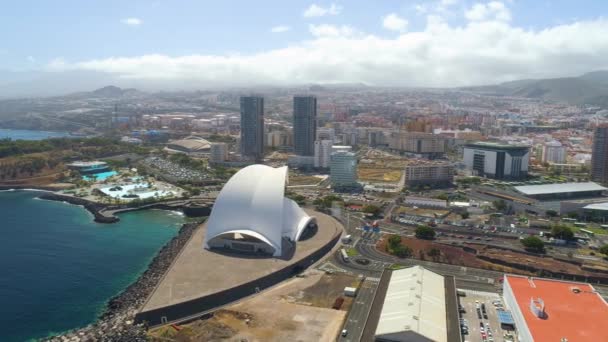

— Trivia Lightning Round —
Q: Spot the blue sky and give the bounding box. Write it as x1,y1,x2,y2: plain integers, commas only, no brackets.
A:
2,1,608,87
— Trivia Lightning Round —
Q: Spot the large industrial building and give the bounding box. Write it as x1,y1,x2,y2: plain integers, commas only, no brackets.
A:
503,274,608,342
514,182,606,201
204,165,317,257
361,266,460,342
463,142,529,180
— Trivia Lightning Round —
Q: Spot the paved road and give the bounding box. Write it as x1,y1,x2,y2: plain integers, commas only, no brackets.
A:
338,279,379,342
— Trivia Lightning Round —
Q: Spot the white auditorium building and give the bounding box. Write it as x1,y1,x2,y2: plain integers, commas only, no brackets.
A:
204,165,317,257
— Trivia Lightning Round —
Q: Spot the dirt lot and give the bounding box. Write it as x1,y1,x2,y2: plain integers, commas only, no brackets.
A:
149,271,352,342
358,167,402,182
479,245,608,277
289,175,323,186
283,272,358,309
377,237,492,268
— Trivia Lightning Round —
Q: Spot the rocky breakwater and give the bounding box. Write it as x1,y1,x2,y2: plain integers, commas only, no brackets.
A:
38,193,119,223
43,221,201,342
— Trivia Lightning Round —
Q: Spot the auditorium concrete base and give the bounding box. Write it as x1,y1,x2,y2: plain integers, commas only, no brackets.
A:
135,209,342,326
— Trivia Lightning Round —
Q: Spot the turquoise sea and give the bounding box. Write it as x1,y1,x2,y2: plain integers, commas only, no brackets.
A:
0,191,184,342
0,128,72,140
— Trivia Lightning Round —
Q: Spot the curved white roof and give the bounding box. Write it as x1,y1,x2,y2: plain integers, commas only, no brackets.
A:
204,164,314,256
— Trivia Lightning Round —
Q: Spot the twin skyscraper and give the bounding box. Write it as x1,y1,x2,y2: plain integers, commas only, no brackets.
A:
240,95,317,161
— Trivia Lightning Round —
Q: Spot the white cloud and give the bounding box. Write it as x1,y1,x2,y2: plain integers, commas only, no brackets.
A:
47,58,67,71
27,56,35,63
308,24,357,38
465,1,511,22
270,25,290,33
382,13,408,32
303,3,342,18
121,17,143,26
440,0,459,6
49,17,608,88
414,4,427,15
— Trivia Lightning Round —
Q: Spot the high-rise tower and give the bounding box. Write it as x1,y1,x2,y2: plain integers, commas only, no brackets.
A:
293,96,317,156
240,96,264,161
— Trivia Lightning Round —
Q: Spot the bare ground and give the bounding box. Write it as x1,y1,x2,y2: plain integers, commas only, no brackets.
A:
149,270,350,342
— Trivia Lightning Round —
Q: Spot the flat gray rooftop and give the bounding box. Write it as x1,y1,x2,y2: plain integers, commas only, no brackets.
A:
140,209,342,312
514,182,607,196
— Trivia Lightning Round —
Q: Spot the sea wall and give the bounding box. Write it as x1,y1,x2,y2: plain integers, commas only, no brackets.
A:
38,193,119,223
44,221,201,341
37,193,212,223
134,232,342,326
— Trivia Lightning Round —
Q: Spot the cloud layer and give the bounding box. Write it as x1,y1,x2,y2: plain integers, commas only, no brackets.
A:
382,13,408,32
303,3,342,18
270,25,290,33
54,4,608,88
121,17,143,26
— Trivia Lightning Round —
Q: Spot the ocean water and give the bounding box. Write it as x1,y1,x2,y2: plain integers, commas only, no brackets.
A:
0,191,184,342
0,128,72,140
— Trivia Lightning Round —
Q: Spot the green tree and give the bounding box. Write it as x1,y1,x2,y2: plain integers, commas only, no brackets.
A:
362,204,382,217
521,236,545,253
434,193,449,201
567,212,579,220
415,226,436,240
551,225,575,241
393,245,413,258
599,244,608,257
427,248,441,261
460,212,470,219
545,210,558,217
388,235,402,249
386,234,411,258
493,200,507,211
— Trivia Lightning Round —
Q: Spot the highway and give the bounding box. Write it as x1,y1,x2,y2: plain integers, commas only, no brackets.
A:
338,279,379,342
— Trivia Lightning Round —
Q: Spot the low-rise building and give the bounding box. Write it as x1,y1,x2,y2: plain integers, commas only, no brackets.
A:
390,131,447,155
66,161,110,175
404,161,454,187
360,266,460,342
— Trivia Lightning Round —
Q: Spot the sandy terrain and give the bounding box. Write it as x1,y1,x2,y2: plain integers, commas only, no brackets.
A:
149,270,351,342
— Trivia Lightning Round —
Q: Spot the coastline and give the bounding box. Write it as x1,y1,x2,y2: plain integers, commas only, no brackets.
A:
42,220,203,341
2,186,211,223
1,187,211,340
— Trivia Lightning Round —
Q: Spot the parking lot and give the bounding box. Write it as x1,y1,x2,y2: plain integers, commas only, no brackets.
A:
458,290,517,342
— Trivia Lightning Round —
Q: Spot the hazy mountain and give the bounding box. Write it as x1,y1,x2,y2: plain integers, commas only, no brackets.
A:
465,71,608,106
